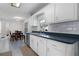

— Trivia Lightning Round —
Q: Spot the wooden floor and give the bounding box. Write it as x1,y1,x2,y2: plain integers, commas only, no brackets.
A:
20,45,37,56
0,40,37,56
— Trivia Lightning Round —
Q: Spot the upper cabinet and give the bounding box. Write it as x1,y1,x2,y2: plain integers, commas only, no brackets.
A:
28,3,78,30
32,16,38,26
27,16,39,32
44,4,55,24
30,16,38,26
55,3,77,23
33,3,78,24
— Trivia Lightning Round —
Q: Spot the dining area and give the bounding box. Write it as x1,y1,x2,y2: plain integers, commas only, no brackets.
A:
9,30,25,42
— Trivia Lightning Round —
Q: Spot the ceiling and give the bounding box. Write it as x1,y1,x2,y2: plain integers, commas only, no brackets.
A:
0,3,48,21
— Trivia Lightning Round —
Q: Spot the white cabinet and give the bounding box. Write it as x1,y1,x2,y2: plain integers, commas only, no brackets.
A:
30,35,47,56
34,4,55,24
0,36,10,53
28,16,33,26
30,35,79,56
28,16,38,26
37,37,46,56
46,39,66,56
30,35,34,50
65,42,79,56
32,35,38,53
44,4,55,24
32,16,38,26
33,3,77,24
47,46,65,56
46,39,79,56
28,16,38,32
30,35,38,53
55,3,77,23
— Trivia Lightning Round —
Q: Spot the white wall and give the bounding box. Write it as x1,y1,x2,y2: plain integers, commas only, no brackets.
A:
1,21,6,35
6,21,24,33
0,20,24,35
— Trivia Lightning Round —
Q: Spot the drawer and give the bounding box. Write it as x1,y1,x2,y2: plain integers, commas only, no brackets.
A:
47,39,66,52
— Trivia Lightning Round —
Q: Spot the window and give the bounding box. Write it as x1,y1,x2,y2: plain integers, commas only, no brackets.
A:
37,13,48,31
40,19,45,23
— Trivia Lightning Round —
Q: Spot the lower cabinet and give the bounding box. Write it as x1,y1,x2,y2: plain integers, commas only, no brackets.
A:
30,35,46,56
30,35,38,53
47,46,65,56
46,39,66,56
30,36,34,50
37,37,46,56
47,39,79,56
30,35,79,56
32,36,38,53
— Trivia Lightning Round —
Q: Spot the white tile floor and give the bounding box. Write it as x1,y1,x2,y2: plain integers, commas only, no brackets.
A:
9,40,26,56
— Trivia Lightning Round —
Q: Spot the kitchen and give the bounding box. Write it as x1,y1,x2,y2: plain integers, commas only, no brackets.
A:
0,3,79,56
24,3,79,56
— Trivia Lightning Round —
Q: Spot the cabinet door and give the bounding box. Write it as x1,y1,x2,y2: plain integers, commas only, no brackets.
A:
29,16,33,26
45,4,55,24
47,43,65,56
55,3,75,23
30,35,38,53
33,16,38,26
30,35,34,49
46,39,66,56
65,42,79,56
32,36,38,53
37,37,46,56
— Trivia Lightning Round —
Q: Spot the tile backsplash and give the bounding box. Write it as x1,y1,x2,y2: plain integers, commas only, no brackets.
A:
48,20,79,34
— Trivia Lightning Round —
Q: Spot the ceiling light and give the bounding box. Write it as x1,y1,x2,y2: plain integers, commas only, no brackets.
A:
16,19,23,21
13,16,24,21
11,3,21,8
14,16,23,19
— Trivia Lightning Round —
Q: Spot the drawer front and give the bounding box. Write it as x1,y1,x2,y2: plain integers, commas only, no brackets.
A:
47,39,66,52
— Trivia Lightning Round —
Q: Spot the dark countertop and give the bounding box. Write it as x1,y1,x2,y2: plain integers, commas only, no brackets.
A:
27,32,79,44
